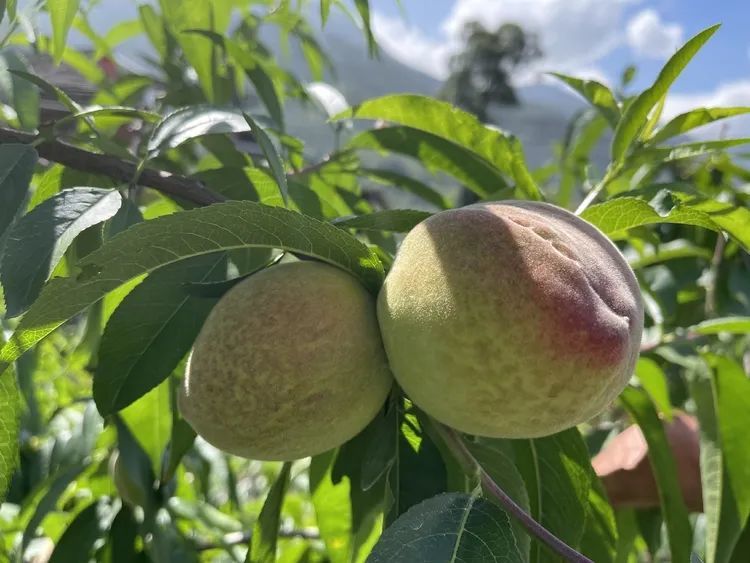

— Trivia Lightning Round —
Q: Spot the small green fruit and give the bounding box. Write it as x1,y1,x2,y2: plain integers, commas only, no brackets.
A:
180,261,393,461
377,201,643,438
110,450,148,507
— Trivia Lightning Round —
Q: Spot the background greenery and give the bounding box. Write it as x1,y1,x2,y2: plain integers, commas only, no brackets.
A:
0,1,748,562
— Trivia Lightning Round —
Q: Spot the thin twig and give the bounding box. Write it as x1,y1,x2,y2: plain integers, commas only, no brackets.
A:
194,528,320,552
0,125,226,206
434,423,594,563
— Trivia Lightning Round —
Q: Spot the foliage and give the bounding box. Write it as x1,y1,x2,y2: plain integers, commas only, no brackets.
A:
0,1,748,562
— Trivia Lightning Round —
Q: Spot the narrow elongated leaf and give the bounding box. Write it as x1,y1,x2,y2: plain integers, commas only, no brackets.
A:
620,386,693,562
648,107,750,145
338,94,541,199
550,73,620,128
48,501,107,562
94,253,226,415
0,50,40,129
334,210,431,232
48,0,81,62
636,357,672,419
0,335,20,501
0,201,383,379
354,0,377,56
611,25,720,163
368,492,524,563
320,0,332,24
248,463,292,563
243,113,288,206
1,187,122,317
639,137,750,162
349,126,503,197
689,317,750,335
0,144,37,237
147,106,251,155
362,168,450,209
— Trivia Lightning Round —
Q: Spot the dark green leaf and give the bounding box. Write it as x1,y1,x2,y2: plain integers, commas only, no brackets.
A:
247,462,292,563
611,25,720,163
0,337,20,501
48,501,107,562
0,144,36,237
368,492,524,563
338,94,541,199
550,73,620,128
94,253,226,415
48,0,81,62
0,51,40,129
362,168,450,209
620,386,692,562
333,210,431,232
104,505,139,563
161,418,195,484
0,201,383,403
1,187,122,317
648,107,750,145
243,113,289,206
354,0,377,56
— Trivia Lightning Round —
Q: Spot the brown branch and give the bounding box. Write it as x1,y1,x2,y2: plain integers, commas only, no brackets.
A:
0,126,226,206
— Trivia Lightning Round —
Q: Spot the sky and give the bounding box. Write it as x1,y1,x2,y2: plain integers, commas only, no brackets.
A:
370,0,750,124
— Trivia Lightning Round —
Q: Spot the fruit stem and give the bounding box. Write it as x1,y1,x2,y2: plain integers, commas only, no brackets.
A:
435,423,594,563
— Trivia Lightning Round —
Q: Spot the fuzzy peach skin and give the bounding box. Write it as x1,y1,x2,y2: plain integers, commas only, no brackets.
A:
377,201,644,438
180,261,393,461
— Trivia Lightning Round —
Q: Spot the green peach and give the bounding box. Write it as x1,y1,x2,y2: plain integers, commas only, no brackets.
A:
180,261,393,461
377,201,643,438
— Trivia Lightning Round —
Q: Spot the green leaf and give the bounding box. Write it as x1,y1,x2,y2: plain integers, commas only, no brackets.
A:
579,482,618,563
648,107,750,145
550,73,620,128
0,336,20,501
247,462,292,563
349,126,502,198
103,506,139,563
636,357,673,420
627,239,712,269
639,138,750,162
558,111,609,207
354,0,377,56
620,386,693,562
243,113,288,206
368,492,524,562
147,106,252,155
334,210,431,233
611,24,720,163
361,168,450,209
48,0,81,62
0,51,40,129
0,201,383,392
48,501,107,562
581,196,750,250
94,253,226,415
338,94,541,199
0,144,37,237
320,0,332,24
1,187,122,317
513,429,593,562
139,4,167,59
8,69,80,113
689,317,750,335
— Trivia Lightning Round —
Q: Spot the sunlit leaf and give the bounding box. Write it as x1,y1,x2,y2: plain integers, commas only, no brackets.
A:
248,463,292,563
648,107,750,145
48,0,81,62
550,73,620,128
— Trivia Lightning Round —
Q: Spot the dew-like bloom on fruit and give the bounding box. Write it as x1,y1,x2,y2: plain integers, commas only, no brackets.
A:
180,261,393,461
377,201,644,438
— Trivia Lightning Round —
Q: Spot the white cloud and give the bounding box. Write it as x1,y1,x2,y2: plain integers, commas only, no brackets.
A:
626,9,683,59
372,0,642,86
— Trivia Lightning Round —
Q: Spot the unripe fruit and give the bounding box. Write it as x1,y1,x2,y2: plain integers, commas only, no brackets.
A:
179,261,393,461
377,201,643,438
109,450,148,507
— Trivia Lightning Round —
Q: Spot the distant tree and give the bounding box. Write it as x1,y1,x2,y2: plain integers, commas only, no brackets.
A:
441,22,542,121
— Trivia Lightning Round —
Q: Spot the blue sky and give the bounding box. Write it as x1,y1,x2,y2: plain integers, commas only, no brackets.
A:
370,0,750,125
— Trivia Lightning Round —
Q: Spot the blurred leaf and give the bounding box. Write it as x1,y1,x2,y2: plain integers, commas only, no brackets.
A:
120,380,171,476
320,0,331,24
54,106,161,130
640,138,750,162
139,4,167,59
161,418,195,484
689,317,750,335
513,429,592,562
9,69,80,113
362,168,450,209
353,0,377,56
48,501,107,562
620,386,692,562
579,482,618,563
0,144,36,237
94,253,226,415
349,126,502,198
368,492,524,562
248,462,292,563
550,73,620,128
48,0,81,62
243,113,288,206
333,210,431,232
558,111,608,207
581,196,750,250
0,345,19,502
648,107,750,145
636,357,673,420
147,106,251,155
338,94,541,199
102,505,139,563
611,25,720,163
627,239,712,269
1,187,122,317
0,51,39,129
0,201,384,377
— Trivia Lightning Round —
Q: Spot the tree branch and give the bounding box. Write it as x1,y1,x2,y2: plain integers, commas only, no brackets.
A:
0,126,227,206
434,423,594,563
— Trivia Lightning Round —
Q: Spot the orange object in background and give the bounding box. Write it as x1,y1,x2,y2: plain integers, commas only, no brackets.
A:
592,412,703,512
